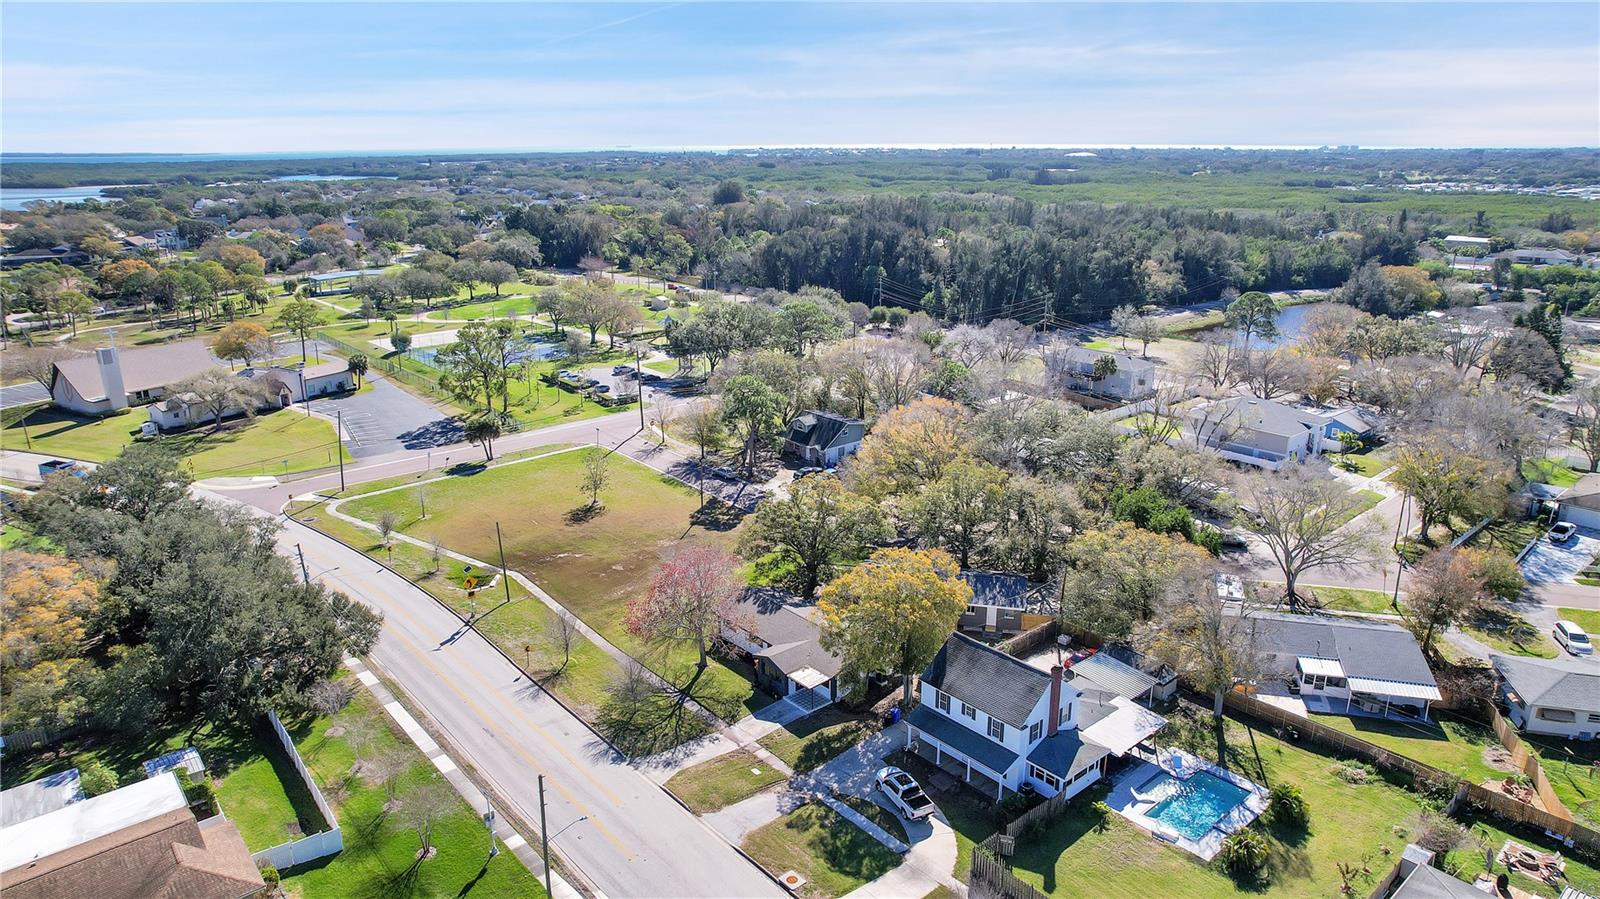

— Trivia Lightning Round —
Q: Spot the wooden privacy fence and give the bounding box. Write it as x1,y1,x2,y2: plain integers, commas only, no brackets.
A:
969,788,1079,899
1485,705,1578,825
997,620,1060,660
1224,690,1600,852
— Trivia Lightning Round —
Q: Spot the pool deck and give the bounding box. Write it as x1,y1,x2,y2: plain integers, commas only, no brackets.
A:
1104,747,1269,861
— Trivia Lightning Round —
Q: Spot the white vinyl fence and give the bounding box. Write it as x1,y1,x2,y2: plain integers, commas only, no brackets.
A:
250,710,343,870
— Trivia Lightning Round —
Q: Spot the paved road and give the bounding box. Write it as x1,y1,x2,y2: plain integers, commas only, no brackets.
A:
269,513,783,899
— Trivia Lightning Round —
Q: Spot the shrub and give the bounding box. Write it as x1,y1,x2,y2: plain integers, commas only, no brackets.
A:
259,864,281,885
1218,828,1270,881
1476,550,1525,602
1414,810,1473,854
78,760,119,797
1090,800,1113,832
1268,783,1310,828
1331,761,1377,784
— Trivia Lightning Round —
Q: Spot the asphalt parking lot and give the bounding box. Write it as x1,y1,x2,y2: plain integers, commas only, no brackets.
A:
1519,527,1600,584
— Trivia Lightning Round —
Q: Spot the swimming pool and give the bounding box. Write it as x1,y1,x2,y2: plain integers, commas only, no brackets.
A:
1141,770,1252,841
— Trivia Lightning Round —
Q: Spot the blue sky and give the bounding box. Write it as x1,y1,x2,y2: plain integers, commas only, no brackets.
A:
3,2,1596,152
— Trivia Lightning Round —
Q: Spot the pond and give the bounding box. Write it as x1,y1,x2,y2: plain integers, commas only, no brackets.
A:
1201,301,1326,349
409,335,562,369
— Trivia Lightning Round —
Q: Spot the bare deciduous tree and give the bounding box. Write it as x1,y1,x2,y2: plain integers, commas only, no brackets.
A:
543,613,580,677
1189,333,1241,389
866,337,932,410
1572,380,1600,472
1242,348,1306,400
1234,466,1382,611
1136,564,1268,719
401,780,458,862
1401,548,1490,662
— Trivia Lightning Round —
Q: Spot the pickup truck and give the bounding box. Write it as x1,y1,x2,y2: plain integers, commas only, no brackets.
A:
875,766,937,820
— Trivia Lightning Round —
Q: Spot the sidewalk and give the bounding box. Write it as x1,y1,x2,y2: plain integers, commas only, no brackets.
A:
343,654,587,899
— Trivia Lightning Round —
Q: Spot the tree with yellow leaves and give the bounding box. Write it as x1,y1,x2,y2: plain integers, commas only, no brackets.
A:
1,552,101,731
846,397,972,498
818,547,971,704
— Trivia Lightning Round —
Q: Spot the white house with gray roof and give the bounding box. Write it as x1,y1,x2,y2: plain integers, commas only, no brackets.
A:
1046,347,1156,402
1250,612,1442,720
1188,397,1375,470
1491,653,1600,739
906,633,1165,799
722,588,844,711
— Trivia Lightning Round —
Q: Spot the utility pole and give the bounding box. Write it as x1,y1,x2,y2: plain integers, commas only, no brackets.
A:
635,344,646,432
496,521,511,604
295,543,310,585
335,409,346,492
537,774,552,892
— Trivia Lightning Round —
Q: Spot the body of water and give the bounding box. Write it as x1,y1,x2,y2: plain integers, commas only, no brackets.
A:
1198,300,1324,349
409,336,561,368
0,185,113,210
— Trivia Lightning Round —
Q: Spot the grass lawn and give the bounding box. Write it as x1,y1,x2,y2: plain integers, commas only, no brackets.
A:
281,677,544,898
893,705,1436,898
1464,605,1559,659
1334,448,1393,478
1464,518,1545,557
1522,458,1584,488
740,802,902,899
336,448,769,748
1557,608,1600,634
663,749,787,814
1522,733,1600,829
1307,585,1396,615
758,707,878,774
645,357,707,377
840,795,909,844
286,495,621,717
1447,811,1600,898
1311,711,1505,787
1334,489,1385,526
0,406,349,477
2,720,321,855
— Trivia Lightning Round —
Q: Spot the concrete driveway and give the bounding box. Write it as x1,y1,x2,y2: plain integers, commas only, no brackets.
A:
1520,528,1600,584
304,373,457,457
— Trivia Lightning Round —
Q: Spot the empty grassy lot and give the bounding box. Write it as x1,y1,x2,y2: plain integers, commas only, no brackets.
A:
1,405,349,477
337,447,771,736
664,749,787,814
740,802,902,899
1311,711,1505,787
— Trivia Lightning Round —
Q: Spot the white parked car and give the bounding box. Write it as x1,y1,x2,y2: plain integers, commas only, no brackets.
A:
875,766,936,820
1554,620,1593,656
1547,522,1578,544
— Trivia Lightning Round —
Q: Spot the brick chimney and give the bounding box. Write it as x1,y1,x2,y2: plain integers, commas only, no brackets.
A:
1047,665,1063,737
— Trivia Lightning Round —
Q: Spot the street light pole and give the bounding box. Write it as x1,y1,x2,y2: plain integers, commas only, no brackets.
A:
538,774,552,893
483,788,499,859
496,521,511,605
635,344,645,432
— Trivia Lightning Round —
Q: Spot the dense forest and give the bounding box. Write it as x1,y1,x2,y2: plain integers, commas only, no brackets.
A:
4,148,1598,324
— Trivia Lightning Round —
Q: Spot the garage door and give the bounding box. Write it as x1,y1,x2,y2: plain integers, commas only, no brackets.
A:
1559,503,1600,530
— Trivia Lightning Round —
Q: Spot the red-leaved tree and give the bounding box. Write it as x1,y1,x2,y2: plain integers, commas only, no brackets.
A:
625,546,747,672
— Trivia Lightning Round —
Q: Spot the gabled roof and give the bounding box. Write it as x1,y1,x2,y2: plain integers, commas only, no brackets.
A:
1190,397,1323,439
960,571,1041,610
1391,861,1492,899
785,410,863,452
1249,611,1439,697
732,588,842,680
52,342,215,403
921,632,1051,729
1491,653,1600,713
1055,346,1154,373
1561,473,1600,511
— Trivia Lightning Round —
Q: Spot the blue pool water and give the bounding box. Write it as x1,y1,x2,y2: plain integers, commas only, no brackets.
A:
1143,771,1252,841
410,336,560,368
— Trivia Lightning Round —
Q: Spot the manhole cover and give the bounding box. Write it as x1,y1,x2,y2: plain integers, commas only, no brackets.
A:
778,870,807,892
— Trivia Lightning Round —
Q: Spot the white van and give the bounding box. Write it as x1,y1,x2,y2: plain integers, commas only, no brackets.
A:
1554,620,1593,656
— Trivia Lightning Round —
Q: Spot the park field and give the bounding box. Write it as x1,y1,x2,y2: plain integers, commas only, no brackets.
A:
337,447,771,738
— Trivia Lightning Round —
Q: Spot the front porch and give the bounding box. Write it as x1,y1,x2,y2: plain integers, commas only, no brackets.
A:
904,736,1012,801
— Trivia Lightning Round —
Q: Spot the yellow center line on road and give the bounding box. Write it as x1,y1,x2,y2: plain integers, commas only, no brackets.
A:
313,551,638,861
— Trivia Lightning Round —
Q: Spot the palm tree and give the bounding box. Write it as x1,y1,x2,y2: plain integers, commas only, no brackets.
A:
346,353,369,388
464,416,503,462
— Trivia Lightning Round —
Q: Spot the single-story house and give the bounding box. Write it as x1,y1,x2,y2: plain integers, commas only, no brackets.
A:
244,361,355,404
1510,247,1577,267
1491,653,1600,740
1187,397,1375,470
1384,844,1486,899
1047,347,1156,402
0,772,265,899
1443,235,1492,249
957,570,1050,635
306,268,384,296
906,633,1164,800
120,234,159,253
722,588,845,708
1554,473,1600,530
1250,611,1442,720
50,342,216,416
1,245,91,269
783,411,866,467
